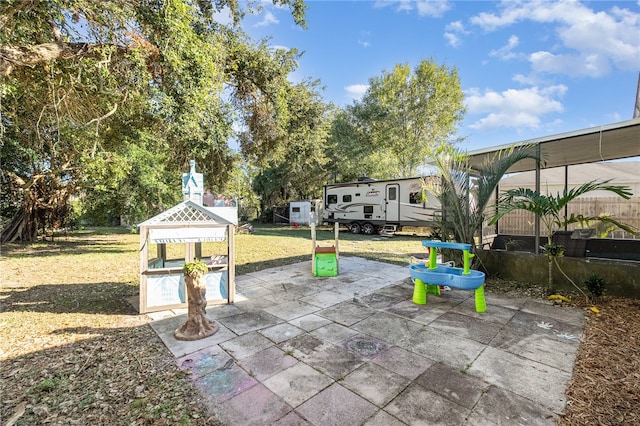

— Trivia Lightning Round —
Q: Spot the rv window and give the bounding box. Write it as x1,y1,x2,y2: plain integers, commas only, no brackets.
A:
292,207,301,213
328,195,337,204
388,187,397,200
343,195,352,202
364,206,373,213
409,192,424,204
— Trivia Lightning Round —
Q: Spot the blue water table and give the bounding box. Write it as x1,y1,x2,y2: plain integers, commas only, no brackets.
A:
409,241,486,313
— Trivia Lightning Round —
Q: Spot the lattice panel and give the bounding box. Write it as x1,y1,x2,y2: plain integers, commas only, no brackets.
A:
164,206,211,222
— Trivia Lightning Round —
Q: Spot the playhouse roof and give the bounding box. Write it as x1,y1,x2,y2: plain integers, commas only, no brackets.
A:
138,200,238,227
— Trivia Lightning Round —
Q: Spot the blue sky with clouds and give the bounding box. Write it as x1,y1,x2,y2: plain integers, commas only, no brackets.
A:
237,0,640,152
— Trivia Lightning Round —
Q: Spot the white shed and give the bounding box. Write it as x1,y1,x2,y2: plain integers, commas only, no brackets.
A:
138,200,237,313
289,200,322,226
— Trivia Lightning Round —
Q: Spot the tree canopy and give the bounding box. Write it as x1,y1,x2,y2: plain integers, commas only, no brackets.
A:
250,80,334,217
1,0,309,241
330,59,465,179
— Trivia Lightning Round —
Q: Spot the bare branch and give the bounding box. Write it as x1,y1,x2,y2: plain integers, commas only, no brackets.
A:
85,103,119,127
0,42,129,76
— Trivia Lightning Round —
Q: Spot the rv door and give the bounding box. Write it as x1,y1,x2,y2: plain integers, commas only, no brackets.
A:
385,184,400,222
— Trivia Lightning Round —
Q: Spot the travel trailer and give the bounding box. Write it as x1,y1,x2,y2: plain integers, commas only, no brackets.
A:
322,176,441,234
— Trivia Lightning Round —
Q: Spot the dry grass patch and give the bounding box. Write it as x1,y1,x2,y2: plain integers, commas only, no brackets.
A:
0,226,426,424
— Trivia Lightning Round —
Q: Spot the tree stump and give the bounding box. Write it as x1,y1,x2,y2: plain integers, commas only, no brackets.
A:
174,271,218,341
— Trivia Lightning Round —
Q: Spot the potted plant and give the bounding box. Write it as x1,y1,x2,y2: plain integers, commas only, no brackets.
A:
174,259,218,341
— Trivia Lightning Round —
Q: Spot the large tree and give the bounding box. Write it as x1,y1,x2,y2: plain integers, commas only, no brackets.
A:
250,80,333,214
326,106,397,182
0,0,308,242
344,59,466,178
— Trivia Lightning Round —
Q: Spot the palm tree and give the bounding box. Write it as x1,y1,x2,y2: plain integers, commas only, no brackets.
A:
429,144,539,255
490,180,636,291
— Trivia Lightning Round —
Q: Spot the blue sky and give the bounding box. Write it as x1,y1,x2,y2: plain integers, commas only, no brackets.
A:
238,0,640,152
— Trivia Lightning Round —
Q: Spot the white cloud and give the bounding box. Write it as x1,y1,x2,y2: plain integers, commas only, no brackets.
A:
345,84,369,100
471,1,588,31
415,0,452,17
444,20,468,47
513,73,537,85
446,20,467,33
358,31,372,48
529,51,611,77
465,85,567,130
489,35,520,61
470,1,640,77
606,111,622,122
255,10,279,27
375,0,452,17
444,32,461,48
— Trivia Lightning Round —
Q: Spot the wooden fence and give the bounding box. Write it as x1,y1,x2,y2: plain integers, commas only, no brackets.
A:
486,197,640,240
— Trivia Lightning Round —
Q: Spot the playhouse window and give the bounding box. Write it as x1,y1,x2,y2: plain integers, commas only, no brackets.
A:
343,195,352,202
292,207,301,213
147,239,228,271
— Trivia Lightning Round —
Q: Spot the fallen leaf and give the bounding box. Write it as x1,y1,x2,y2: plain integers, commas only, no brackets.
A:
5,401,26,426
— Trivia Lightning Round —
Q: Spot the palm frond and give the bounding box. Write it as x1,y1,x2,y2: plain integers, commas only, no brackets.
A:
565,213,639,236
432,143,539,245
491,178,636,240
475,144,539,213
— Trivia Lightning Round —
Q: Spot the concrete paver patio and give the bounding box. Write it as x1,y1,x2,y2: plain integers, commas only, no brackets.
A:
148,257,585,425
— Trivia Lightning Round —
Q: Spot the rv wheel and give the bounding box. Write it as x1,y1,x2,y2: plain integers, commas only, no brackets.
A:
349,223,361,234
362,223,376,235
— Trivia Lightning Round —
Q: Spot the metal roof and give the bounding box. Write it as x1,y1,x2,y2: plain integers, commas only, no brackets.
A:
467,117,640,174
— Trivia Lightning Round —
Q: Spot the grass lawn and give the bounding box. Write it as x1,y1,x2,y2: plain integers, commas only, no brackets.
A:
0,225,431,425
1,225,637,425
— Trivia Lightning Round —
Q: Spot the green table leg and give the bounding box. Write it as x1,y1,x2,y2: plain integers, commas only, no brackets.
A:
426,284,441,296
475,285,486,313
428,247,438,270
413,279,427,305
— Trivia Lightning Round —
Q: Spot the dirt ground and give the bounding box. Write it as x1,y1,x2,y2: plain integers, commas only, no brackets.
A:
1,242,638,424
559,297,640,425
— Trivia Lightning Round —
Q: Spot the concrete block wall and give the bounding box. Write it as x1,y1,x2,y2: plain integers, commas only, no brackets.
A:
477,250,640,299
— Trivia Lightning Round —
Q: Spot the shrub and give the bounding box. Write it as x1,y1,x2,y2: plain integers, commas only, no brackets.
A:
182,259,208,277
584,274,606,298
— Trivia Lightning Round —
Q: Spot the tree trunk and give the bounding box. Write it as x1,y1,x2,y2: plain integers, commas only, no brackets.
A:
1,172,76,243
174,272,218,341
1,205,38,243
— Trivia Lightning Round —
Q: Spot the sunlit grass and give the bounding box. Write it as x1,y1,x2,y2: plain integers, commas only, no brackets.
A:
1,224,430,289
